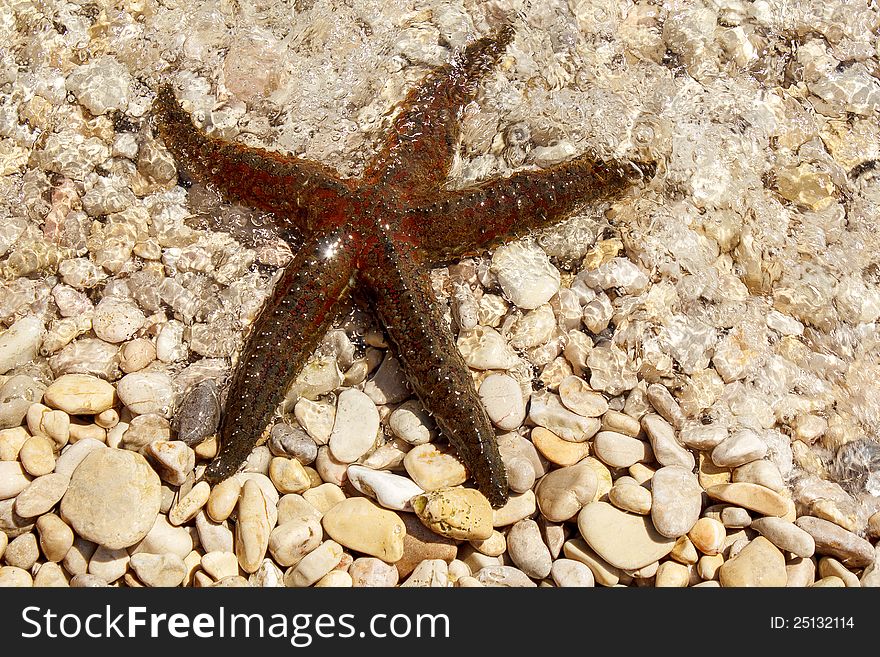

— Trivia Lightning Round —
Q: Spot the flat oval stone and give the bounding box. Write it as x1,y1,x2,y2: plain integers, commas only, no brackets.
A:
130,552,186,587
268,517,323,567
412,488,493,541
749,517,815,558
328,388,380,463
0,461,31,500
322,497,406,563
592,431,651,468
718,536,787,587
705,482,790,517
535,462,598,522
490,240,560,310
641,413,695,469
551,558,595,587
347,465,423,511
60,448,161,549
403,443,467,491
14,473,70,518
507,519,551,579
794,516,874,567
577,501,676,570
650,466,703,538
350,557,400,587
608,481,652,515
43,374,116,415
478,373,526,430
529,391,601,442
234,479,272,574
711,428,768,467
474,565,537,587
558,376,608,418
116,371,174,417
284,540,344,588
531,426,590,466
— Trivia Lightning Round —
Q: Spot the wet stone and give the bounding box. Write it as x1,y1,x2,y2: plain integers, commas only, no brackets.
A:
794,516,874,568
172,380,220,446
577,502,676,570
650,466,703,538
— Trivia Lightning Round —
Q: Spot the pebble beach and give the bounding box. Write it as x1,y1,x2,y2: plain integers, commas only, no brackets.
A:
1,0,880,589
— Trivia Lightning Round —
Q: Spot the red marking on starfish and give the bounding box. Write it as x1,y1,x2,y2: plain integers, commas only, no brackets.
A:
153,23,653,507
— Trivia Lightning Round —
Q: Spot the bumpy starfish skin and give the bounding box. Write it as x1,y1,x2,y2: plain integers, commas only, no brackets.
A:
153,24,651,507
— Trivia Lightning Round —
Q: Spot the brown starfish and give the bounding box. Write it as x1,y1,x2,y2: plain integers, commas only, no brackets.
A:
153,23,652,507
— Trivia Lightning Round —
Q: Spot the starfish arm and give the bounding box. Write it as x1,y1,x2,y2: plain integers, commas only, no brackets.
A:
357,239,509,507
402,157,653,261
153,86,348,233
362,24,515,199
203,228,358,483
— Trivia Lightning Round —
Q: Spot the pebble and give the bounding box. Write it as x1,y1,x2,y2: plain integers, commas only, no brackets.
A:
195,511,234,554
718,536,787,587
132,514,193,559
592,431,651,468
529,391,601,442
679,422,729,450
119,338,156,373
0,530,6,559
130,552,187,587
650,466,703,538
322,497,405,563
507,519,552,579
403,443,467,491
720,506,752,528
0,426,30,460
811,576,845,587
201,551,240,581
91,297,145,343
670,535,698,564
0,461,31,500
493,490,536,527
235,479,273,574
268,424,318,464
302,483,346,514
168,480,210,526
315,570,353,587
535,462,598,522
655,561,690,587
34,562,70,587
705,482,790,517
558,376,608,417
18,434,56,477
749,517,815,558
6,532,39,569
88,545,130,583
14,472,70,518
119,414,171,451
531,427,590,466
551,558,595,587
608,481,652,515
470,530,506,557
711,428,768,467
328,388,380,463
172,380,220,446
562,537,623,586
269,457,311,494
284,540,344,587
490,240,560,310
505,456,536,494
62,537,96,577
60,448,161,548
641,414,695,469
43,374,116,415
732,459,786,492
388,401,433,445
578,502,676,570
412,487,493,540
144,440,194,485
478,373,526,430
794,516,874,567
396,512,457,578
474,565,537,587
600,410,641,437
785,557,816,587
397,558,446,587
818,557,860,588
0,566,33,587
347,464,423,511
350,557,400,587
268,517,323,567
36,513,74,562
646,384,686,429
116,371,174,417
687,517,726,555
205,478,241,523
0,315,43,375
697,554,724,581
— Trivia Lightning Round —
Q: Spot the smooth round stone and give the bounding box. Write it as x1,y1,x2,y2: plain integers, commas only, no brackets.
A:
168,480,210,526
0,426,30,461
718,536,787,587
0,315,43,376
131,513,193,559
732,459,786,492
233,473,279,525
705,482,790,517
314,570,354,588
529,392,601,442
350,557,400,587
551,558,595,587
396,513,457,578
687,517,726,555
498,431,547,479
268,517,323,567
601,410,641,437
818,557,860,587
474,565,537,587
531,426,590,466
269,457,311,494
235,479,273,574
470,530,507,557
201,551,240,581
0,565,33,587
679,422,728,450
720,506,752,528
43,374,116,415
388,401,433,445
130,552,187,587
558,376,608,418
18,435,56,477
794,516,874,567
15,472,70,518
400,559,449,587
403,443,467,491
321,497,405,563
592,431,651,469
36,513,74,562
347,464,423,511
655,560,690,587
711,428,768,468
583,457,613,500
641,413,695,469
493,490,536,527
608,481,652,515
172,380,220,447
577,501,676,570
302,482,345,514
60,448,161,549
268,424,318,464
328,388,380,463
195,511,233,553
284,540,344,587
698,553,725,581
412,487,493,540
478,373,526,430
670,535,698,564
206,477,241,522
92,297,145,343
0,461,31,500
34,562,70,587
562,538,622,587
506,456,536,494
116,371,174,417
650,466,703,538
646,384,686,429
88,545,129,583
144,440,194,486
749,517,815,558
490,240,560,310
6,532,39,569
535,462,598,522
507,519,552,579
119,338,156,373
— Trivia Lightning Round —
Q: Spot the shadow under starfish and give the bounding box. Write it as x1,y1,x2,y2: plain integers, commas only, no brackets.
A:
152,22,655,508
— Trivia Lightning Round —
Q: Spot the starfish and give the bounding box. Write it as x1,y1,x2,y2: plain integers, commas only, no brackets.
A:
153,23,652,507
